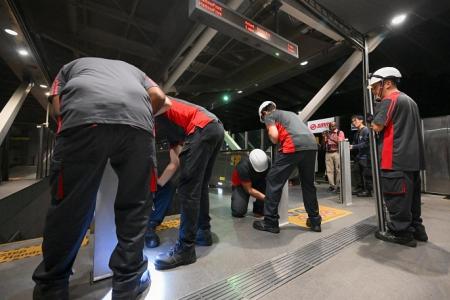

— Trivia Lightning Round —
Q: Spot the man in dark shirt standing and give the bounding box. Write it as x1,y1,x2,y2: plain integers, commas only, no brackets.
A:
369,67,428,247
253,101,321,233
32,57,166,300
231,149,269,218
350,115,372,197
152,97,224,270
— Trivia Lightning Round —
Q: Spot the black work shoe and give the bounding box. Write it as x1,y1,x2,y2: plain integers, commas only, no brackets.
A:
195,229,213,246
306,218,311,227
145,229,160,248
357,190,372,197
253,220,280,233
306,217,322,232
33,284,69,300
375,230,417,247
413,224,428,242
154,242,196,270
112,270,151,300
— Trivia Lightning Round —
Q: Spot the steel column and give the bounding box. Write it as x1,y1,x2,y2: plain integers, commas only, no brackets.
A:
0,82,33,146
362,38,386,233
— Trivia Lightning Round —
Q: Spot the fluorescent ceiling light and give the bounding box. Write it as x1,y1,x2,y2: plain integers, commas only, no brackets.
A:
391,14,407,25
300,60,308,66
4,28,18,36
39,84,48,88
18,49,29,56
45,92,50,96
237,90,243,94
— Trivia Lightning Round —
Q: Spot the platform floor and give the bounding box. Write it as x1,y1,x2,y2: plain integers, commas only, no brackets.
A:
0,185,449,300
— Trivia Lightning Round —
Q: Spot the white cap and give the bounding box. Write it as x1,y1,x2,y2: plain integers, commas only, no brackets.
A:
368,67,402,89
249,149,269,172
258,101,276,123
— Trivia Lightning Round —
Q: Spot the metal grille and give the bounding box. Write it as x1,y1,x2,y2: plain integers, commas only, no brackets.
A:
180,217,376,300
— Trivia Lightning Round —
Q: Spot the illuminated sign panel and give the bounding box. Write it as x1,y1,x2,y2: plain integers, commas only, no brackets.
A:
189,0,299,62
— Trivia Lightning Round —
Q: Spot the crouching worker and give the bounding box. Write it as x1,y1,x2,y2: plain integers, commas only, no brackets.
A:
231,149,269,218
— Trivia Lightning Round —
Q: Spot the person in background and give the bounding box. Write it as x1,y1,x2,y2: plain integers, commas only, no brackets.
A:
153,97,224,270
32,57,166,300
350,115,372,197
322,122,345,193
369,67,427,247
231,149,269,218
253,101,321,233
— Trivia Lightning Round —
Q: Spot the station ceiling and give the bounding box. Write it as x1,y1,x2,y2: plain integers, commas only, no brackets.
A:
1,0,450,132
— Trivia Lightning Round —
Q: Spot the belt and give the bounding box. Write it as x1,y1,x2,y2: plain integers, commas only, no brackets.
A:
327,150,338,153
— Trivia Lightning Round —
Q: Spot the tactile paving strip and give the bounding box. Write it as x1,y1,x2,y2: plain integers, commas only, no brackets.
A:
0,235,89,264
180,217,377,300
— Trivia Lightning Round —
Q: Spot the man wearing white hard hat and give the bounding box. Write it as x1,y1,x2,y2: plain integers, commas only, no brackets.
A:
231,149,270,218
254,101,322,233
369,67,427,247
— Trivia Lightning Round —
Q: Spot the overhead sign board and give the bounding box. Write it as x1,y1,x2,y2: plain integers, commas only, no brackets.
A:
189,0,299,62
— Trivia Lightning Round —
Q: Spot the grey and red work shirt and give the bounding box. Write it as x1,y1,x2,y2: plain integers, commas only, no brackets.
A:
264,110,317,153
155,97,219,146
373,91,425,171
231,156,268,187
49,57,158,135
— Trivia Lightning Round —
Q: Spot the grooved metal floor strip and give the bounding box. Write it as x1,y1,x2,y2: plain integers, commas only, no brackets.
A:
180,217,377,300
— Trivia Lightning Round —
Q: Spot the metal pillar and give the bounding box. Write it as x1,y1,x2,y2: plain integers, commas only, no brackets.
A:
0,82,33,146
244,131,248,149
338,140,352,206
362,39,386,233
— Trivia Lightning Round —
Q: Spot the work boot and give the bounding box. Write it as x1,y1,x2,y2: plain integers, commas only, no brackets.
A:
306,217,322,232
253,220,280,233
33,284,69,300
145,227,160,248
195,228,213,246
375,230,417,247
413,224,428,242
154,241,196,270
112,270,151,300
357,190,372,197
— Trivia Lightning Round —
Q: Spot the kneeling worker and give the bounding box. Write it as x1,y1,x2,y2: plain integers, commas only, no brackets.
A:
231,149,269,218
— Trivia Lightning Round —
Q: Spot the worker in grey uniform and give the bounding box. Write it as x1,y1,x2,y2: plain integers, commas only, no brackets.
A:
253,101,322,233
369,67,428,247
231,149,269,218
32,57,166,300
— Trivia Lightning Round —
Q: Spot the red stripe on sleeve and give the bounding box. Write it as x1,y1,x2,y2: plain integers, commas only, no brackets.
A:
276,122,295,153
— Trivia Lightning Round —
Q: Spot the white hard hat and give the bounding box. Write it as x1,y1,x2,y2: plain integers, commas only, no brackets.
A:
249,149,269,172
258,101,276,123
368,67,402,89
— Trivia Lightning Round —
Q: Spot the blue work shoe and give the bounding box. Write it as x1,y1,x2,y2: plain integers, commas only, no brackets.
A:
253,220,280,233
145,228,160,248
195,229,213,246
154,241,196,270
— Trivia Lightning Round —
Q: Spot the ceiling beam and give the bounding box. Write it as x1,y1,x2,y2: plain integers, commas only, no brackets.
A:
79,27,160,59
72,0,158,35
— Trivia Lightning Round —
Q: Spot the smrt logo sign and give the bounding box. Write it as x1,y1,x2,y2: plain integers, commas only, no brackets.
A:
310,124,317,130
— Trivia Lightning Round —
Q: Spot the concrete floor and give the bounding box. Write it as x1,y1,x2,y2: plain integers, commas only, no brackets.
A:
0,185,449,300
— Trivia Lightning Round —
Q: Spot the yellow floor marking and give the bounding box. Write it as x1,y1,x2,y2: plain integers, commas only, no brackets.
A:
156,219,180,231
0,236,89,264
288,205,352,228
